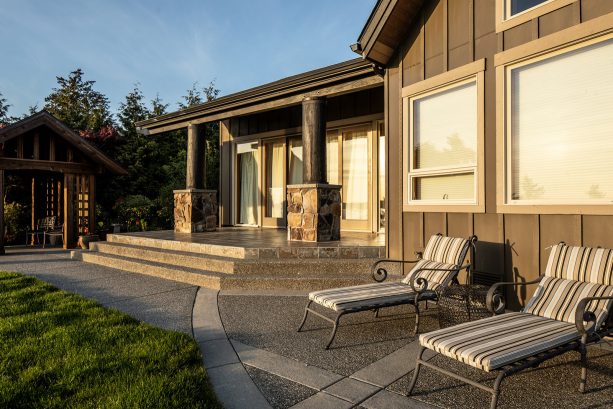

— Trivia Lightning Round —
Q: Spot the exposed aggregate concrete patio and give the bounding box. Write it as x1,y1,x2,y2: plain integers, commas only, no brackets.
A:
2,245,611,409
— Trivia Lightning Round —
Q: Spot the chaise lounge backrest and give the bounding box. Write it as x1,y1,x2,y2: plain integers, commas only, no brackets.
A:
401,235,472,292
524,244,613,328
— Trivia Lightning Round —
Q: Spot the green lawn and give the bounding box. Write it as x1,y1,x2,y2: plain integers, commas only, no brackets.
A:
0,271,221,409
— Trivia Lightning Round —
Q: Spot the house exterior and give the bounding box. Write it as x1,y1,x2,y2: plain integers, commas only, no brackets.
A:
355,0,613,306
136,60,386,236
135,0,613,304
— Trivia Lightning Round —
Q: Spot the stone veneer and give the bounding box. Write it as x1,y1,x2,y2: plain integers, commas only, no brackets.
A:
287,184,341,242
174,189,218,233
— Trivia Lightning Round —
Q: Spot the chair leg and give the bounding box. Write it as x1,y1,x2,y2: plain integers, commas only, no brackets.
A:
490,371,506,409
297,301,312,332
407,346,426,395
325,312,345,350
413,302,421,336
579,336,588,393
42,233,46,249
373,308,380,318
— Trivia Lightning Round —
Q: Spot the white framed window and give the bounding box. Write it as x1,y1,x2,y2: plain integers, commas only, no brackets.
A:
498,33,613,213
402,60,485,212
496,0,575,32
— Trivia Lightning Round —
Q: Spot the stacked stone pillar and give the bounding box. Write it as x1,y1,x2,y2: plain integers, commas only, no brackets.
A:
287,97,341,242
174,123,218,233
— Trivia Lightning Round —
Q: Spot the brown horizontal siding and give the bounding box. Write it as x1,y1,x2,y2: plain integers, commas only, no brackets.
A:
386,0,613,305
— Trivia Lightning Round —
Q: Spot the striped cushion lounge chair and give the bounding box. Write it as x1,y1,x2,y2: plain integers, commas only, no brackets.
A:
297,234,477,349
408,243,613,409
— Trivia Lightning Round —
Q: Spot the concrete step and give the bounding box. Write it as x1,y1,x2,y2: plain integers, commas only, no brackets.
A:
91,242,235,274
73,251,223,289
92,241,380,277
90,242,376,276
106,233,385,260
72,250,375,291
107,233,247,259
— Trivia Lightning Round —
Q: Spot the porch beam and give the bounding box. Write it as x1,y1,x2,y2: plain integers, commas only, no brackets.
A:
0,158,97,174
302,96,327,184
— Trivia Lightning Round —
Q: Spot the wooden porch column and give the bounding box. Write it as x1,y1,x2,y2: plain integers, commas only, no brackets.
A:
88,175,96,234
63,173,76,249
31,177,37,244
287,96,340,242
0,170,4,255
186,124,205,189
302,96,327,184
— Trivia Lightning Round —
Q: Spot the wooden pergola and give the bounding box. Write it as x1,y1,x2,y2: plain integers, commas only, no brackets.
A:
0,111,127,253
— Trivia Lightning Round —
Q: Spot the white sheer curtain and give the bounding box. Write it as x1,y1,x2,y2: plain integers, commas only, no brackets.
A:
326,135,339,185
239,152,258,225
266,142,284,218
342,131,368,220
288,139,303,185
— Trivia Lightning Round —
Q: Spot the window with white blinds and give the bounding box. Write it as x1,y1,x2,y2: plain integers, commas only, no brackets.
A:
408,78,478,203
506,37,613,204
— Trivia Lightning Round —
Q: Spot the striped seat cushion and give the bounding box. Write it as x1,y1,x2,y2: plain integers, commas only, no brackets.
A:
545,244,613,285
401,260,460,292
309,282,435,312
422,235,469,265
419,312,580,372
524,276,613,327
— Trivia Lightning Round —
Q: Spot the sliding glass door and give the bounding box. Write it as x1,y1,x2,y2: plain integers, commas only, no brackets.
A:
236,142,259,226
327,126,373,231
233,121,384,233
262,139,286,227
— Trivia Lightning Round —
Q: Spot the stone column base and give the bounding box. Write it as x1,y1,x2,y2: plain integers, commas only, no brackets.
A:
287,184,341,242
174,189,218,233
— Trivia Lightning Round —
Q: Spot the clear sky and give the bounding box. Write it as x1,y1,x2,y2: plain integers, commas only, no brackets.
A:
0,0,375,118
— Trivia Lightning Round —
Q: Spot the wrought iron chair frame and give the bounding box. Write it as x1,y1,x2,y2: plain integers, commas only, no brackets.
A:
407,278,613,409
297,235,477,349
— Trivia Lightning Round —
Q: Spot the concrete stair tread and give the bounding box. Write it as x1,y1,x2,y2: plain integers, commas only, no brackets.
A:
94,241,237,263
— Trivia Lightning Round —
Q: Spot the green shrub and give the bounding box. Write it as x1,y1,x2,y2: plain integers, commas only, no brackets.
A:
3,201,28,243
114,195,155,232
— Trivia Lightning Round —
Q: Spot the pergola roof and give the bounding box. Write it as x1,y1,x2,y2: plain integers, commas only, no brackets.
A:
0,111,127,175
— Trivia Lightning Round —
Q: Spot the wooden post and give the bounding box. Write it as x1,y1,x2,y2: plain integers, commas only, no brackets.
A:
33,132,40,160
31,176,36,244
88,175,95,234
63,174,75,249
302,97,327,184
0,170,4,255
186,124,205,189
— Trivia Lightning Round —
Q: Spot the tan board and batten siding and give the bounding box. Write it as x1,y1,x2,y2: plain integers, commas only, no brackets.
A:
384,0,613,308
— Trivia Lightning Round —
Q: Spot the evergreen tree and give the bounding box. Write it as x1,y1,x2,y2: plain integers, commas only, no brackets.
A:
44,68,113,132
0,92,10,126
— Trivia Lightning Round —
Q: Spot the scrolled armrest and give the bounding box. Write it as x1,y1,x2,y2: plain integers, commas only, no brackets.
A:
574,295,613,335
371,258,421,282
486,277,542,315
407,264,470,294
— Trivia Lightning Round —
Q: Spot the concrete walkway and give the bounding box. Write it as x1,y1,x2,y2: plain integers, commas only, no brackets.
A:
3,246,612,409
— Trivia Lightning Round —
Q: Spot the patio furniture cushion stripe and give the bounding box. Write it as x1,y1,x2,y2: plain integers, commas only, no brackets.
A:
422,235,469,265
419,312,580,372
400,260,460,292
523,276,613,327
309,282,435,312
545,244,613,285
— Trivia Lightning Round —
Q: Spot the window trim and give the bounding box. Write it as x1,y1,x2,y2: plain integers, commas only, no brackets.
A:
495,0,576,33
402,59,485,213
496,19,613,215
